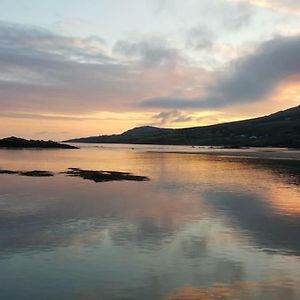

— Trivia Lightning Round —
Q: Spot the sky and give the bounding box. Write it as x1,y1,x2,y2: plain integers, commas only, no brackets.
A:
0,0,300,140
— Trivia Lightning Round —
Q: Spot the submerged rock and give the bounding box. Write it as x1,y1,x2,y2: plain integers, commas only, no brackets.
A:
0,169,19,174
19,170,54,177
0,169,54,177
0,167,149,182
63,168,149,182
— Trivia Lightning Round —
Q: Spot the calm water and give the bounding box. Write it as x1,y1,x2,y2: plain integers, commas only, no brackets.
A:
0,145,300,300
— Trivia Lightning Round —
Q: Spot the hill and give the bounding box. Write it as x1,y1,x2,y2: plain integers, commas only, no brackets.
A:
66,105,300,148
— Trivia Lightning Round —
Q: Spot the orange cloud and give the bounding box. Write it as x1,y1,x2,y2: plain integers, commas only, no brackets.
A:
232,0,300,14
270,77,300,105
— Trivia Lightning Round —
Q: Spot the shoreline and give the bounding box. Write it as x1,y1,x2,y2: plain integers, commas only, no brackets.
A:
66,142,300,161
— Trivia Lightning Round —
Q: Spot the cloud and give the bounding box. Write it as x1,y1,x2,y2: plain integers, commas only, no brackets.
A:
0,22,132,113
1,17,298,125
184,3,253,51
0,21,111,65
113,37,180,67
233,0,300,14
35,131,70,136
151,110,220,127
141,34,300,109
186,26,215,50
221,2,253,29
0,21,207,115
152,110,192,125
154,0,169,13
0,112,108,121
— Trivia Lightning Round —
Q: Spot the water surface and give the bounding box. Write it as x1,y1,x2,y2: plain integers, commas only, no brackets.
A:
0,145,300,299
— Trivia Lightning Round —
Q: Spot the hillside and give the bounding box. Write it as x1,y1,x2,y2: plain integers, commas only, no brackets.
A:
66,105,300,148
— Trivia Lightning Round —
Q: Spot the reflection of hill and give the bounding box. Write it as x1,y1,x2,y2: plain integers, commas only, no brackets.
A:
231,157,300,186
204,189,300,256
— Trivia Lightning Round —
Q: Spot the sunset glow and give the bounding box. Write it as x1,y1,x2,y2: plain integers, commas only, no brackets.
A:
0,0,299,140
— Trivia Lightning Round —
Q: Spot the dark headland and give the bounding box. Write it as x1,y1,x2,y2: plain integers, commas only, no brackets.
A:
65,105,300,148
0,137,78,149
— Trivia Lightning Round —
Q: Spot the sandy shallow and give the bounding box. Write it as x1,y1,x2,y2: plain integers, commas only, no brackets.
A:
148,147,300,160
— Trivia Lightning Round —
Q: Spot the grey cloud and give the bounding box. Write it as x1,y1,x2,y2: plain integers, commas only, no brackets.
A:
187,0,253,34
222,2,253,30
141,35,300,109
113,38,180,67
0,21,116,88
154,0,168,13
185,3,252,51
0,21,191,115
186,26,215,50
0,22,162,113
152,110,192,125
0,21,110,63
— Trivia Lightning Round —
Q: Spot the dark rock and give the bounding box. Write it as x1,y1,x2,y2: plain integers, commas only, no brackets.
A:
0,167,149,182
0,169,19,174
0,168,54,177
19,170,54,177
63,168,149,182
